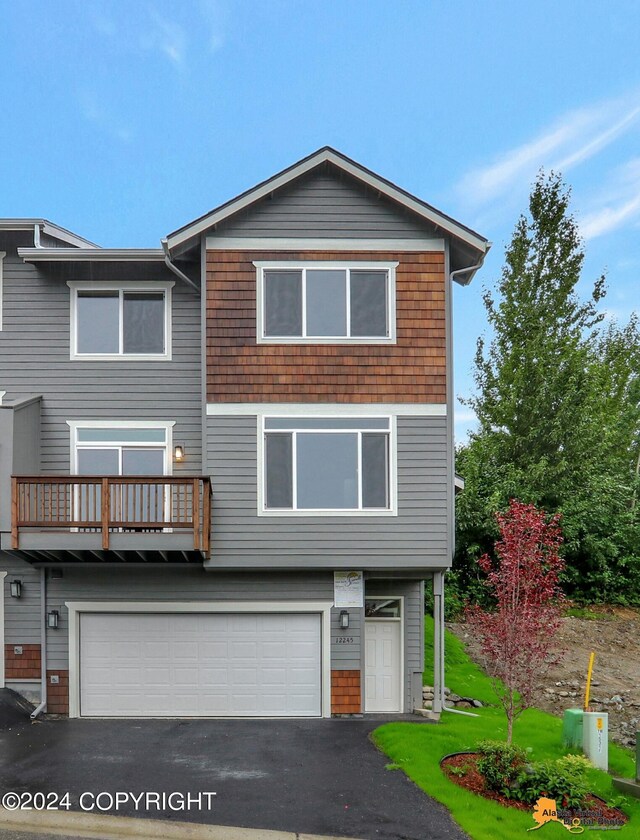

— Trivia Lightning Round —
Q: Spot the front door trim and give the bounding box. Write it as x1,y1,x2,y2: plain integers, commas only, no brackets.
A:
66,600,333,719
364,594,404,713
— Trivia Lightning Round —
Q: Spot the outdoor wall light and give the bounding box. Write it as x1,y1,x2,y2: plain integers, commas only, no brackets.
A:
174,444,185,462
47,610,59,630
10,580,22,599
339,610,350,630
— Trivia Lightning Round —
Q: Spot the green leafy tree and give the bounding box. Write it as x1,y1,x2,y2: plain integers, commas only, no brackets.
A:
456,172,640,602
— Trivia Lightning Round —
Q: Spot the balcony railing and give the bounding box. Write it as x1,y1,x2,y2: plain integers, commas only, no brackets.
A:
11,476,211,553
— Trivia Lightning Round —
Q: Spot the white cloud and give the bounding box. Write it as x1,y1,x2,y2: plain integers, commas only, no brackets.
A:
77,90,133,143
141,8,187,66
199,0,226,53
580,158,640,240
456,91,640,209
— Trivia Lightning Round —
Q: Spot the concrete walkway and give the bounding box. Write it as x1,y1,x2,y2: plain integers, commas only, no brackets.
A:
0,809,360,840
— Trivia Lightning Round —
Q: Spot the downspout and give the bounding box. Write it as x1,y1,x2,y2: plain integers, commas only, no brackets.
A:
161,239,199,292
435,250,490,717
30,569,47,719
34,223,42,248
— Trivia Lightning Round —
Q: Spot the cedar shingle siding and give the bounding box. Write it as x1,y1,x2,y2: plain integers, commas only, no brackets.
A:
206,250,446,403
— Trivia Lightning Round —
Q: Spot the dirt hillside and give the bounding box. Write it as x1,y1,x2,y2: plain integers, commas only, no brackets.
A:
448,606,640,748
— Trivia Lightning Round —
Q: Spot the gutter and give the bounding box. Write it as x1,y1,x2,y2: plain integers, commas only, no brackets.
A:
161,239,199,292
30,569,47,719
19,248,165,262
449,245,492,286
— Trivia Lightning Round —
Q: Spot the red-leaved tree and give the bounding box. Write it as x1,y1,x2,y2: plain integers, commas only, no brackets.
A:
465,500,565,743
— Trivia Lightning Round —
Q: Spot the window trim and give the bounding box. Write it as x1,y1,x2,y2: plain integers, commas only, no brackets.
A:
68,281,174,361
67,420,175,477
254,261,397,344
258,415,397,517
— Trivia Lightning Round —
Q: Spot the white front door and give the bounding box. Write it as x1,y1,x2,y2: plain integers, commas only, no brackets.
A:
364,619,402,712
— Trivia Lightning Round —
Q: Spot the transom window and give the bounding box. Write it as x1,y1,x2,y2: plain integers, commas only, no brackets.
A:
262,417,392,513
365,598,402,618
69,282,173,360
256,262,397,343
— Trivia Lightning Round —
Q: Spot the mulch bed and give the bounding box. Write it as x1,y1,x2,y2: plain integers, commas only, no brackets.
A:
440,752,627,824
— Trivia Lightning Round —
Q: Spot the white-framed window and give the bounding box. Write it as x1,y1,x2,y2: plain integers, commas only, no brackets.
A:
68,420,175,477
68,281,174,361
259,416,396,516
255,262,397,344
0,251,5,331
68,421,175,526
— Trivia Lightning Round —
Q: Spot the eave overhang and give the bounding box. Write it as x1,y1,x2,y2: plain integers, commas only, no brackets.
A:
19,248,165,263
164,147,491,280
0,219,98,249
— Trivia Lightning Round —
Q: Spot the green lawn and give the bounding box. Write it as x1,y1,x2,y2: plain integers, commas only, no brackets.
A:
372,615,639,839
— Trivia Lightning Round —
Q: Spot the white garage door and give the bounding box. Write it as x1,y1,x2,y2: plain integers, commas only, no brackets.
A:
79,612,322,717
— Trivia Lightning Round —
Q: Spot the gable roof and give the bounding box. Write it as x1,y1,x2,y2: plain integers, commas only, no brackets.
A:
0,219,98,249
164,147,490,274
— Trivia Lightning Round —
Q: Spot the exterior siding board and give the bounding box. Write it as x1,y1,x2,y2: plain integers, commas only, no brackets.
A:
206,249,446,403
2,556,41,645
43,568,360,672
206,415,448,568
0,233,202,480
212,169,438,239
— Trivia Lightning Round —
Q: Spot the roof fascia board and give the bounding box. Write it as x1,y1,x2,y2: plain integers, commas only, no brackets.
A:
41,222,98,249
322,151,487,252
166,153,327,249
18,248,165,262
166,148,489,254
0,219,97,248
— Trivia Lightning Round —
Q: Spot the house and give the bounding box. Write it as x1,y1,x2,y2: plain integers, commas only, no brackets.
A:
0,148,489,719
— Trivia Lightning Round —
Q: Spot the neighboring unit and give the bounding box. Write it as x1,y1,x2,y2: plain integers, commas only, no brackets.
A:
0,149,489,718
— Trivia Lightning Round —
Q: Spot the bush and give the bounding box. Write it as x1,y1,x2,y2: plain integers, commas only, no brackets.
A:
515,755,591,808
476,740,527,795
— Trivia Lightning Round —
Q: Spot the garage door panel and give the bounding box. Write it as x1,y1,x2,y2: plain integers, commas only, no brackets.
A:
231,641,259,658
79,612,321,717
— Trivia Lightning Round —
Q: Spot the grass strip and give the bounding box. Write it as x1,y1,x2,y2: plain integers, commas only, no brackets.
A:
372,615,639,839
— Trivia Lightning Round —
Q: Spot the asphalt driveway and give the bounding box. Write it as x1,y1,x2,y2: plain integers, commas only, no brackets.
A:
0,701,465,840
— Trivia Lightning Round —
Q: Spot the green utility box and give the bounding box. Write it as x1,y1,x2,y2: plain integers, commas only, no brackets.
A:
562,708,584,748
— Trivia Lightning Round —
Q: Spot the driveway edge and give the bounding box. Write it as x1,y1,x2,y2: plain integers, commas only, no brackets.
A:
0,808,361,840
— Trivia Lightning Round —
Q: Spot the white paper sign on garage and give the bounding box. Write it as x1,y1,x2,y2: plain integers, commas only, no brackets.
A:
334,571,364,608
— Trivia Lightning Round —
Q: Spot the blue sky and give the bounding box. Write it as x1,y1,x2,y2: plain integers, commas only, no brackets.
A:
2,0,639,441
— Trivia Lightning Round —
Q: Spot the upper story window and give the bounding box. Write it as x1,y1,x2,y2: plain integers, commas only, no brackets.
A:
255,262,397,344
260,416,395,515
68,281,174,361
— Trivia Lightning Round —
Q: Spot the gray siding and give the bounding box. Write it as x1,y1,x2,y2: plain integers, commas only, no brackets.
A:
206,415,448,569
212,167,438,239
3,561,424,710
0,232,202,491
2,555,41,645
43,568,357,670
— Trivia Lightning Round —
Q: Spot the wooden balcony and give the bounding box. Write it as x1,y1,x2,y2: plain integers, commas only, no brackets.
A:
11,476,211,555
